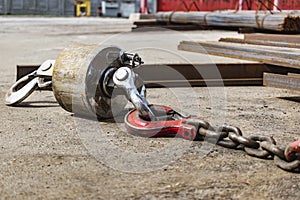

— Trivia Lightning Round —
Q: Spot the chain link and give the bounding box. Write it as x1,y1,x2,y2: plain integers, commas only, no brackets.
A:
188,119,300,173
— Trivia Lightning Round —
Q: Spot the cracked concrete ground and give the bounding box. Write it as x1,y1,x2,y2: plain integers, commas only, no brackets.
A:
0,17,299,199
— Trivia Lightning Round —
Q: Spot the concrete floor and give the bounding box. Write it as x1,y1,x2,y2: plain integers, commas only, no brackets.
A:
0,17,299,199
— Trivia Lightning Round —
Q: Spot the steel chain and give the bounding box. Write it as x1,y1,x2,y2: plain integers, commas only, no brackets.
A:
187,119,300,172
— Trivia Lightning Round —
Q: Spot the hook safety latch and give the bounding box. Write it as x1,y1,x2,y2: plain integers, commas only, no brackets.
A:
125,104,203,140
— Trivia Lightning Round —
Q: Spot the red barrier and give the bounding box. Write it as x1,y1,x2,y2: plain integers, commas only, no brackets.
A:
157,0,300,12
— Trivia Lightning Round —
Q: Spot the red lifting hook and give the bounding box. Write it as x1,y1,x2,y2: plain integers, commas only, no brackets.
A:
285,139,300,161
125,105,204,140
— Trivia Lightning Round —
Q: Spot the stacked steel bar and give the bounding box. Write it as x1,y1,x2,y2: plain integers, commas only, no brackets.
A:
178,38,300,91
219,38,300,48
244,33,300,43
178,40,300,69
263,72,300,91
153,10,300,32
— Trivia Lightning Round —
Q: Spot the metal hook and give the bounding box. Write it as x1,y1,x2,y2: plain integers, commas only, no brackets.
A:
5,60,55,106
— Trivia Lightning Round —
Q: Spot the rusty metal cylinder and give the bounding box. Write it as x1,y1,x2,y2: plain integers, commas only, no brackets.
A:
52,43,127,118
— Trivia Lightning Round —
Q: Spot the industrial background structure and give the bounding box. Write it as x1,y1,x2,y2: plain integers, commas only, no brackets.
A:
0,0,156,17
0,0,100,16
157,0,300,12
1,0,300,17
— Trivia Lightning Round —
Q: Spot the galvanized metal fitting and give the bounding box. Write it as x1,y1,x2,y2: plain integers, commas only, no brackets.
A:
113,66,155,120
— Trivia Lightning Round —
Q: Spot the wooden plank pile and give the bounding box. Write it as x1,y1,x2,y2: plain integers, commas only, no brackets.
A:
178,34,300,91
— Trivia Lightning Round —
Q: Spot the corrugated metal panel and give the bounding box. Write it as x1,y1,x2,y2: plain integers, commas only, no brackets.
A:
157,0,300,12
23,0,35,10
1,0,299,16
91,0,101,16
48,0,59,9
64,0,76,16
0,0,5,14
228,0,300,10
0,0,101,16
36,0,48,11
279,0,300,10
157,0,237,12
242,0,275,10
12,0,23,9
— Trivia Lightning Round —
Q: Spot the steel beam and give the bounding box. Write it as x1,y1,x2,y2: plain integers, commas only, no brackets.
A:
16,63,300,88
263,72,300,91
244,33,300,44
178,40,300,70
219,38,300,49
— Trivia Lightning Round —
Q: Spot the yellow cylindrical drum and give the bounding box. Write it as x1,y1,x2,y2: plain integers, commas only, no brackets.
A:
52,43,127,119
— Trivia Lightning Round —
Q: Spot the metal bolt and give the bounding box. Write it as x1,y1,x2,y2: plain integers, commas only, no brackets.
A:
41,62,52,71
115,68,129,81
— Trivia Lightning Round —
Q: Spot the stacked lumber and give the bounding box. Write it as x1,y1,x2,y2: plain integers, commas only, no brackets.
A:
153,10,300,32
